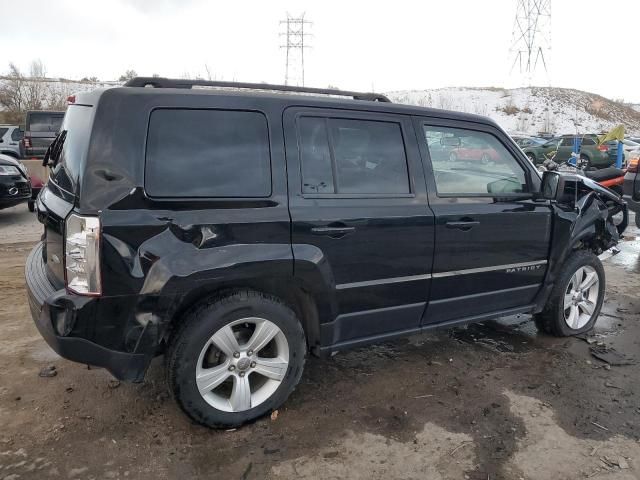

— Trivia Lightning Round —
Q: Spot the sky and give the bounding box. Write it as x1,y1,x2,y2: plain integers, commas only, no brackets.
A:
2,0,639,102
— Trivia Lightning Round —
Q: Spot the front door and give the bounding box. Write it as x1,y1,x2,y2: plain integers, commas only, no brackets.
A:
284,108,434,347
416,120,552,325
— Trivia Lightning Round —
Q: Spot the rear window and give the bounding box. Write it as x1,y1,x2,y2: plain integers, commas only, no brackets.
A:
48,105,94,194
145,109,271,198
26,113,64,133
10,128,23,141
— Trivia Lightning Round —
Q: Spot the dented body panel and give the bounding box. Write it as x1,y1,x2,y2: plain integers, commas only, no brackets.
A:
24,86,627,382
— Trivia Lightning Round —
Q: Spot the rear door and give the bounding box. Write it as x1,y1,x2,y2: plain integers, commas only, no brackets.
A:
284,108,434,347
416,119,552,325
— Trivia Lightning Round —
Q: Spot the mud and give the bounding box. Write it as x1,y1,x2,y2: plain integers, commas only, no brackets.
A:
1,212,639,479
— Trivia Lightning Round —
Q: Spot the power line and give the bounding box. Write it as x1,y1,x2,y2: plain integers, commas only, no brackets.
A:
509,0,551,85
279,13,312,86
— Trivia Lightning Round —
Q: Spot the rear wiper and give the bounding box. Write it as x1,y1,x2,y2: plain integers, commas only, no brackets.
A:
42,130,67,168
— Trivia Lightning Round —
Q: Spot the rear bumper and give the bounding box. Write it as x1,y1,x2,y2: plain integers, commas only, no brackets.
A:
25,242,150,382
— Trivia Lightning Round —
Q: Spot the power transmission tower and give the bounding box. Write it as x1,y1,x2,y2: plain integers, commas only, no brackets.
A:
279,14,312,86
509,0,551,85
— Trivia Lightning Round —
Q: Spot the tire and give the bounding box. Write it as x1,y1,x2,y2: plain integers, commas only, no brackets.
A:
634,212,640,228
28,201,35,213
534,250,605,336
166,290,306,428
449,151,458,162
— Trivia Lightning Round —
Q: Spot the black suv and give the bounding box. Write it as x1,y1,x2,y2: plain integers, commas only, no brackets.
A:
25,78,627,428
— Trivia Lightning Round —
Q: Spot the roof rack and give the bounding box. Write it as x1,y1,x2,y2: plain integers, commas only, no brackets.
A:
123,77,391,103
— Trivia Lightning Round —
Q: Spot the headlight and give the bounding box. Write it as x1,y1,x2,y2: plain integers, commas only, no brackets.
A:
0,165,21,176
65,214,101,295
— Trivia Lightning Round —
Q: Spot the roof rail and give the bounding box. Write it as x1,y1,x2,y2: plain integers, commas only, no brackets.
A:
123,77,391,103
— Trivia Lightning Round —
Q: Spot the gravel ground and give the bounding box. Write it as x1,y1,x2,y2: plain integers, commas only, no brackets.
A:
0,212,639,479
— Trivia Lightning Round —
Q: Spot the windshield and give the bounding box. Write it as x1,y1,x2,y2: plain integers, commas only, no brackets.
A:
48,105,94,195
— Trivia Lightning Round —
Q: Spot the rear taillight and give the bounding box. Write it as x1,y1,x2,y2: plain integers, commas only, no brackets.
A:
23,137,31,148
65,214,101,296
598,145,609,152
628,158,639,173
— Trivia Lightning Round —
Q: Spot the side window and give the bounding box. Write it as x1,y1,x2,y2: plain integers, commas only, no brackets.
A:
423,126,528,196
145,109,271,197
581,137,595,146
11,128,23,141
0,128,7,140
560,137,574,147
298,117,334,194
298,116,410,195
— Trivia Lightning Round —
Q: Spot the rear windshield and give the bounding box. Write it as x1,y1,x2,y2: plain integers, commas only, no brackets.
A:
48,105,94,194
26,112,64,133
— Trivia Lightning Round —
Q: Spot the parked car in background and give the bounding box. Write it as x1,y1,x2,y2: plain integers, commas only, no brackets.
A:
0,125,24,159
21,110,65,158
522,134,612,168
0,153,31,210
26,77,626,429
512,136,547,148
448,135,502,163
28,174,44,212
621,139,640,162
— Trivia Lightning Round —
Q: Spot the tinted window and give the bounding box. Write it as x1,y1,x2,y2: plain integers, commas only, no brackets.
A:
330,119,409,194
145,109,271,197
27,113,64,133
0,128,7,139
298,116,409,195
581,137,595,146
298,117,334,193
560,137,574,147
424,126,528,195
49,105,94,193
10,128,23,141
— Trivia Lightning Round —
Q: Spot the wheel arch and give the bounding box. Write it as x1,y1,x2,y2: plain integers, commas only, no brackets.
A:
166,278,323,355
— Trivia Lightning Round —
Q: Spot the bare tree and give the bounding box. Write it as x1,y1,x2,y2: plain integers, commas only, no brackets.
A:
118,69,138,82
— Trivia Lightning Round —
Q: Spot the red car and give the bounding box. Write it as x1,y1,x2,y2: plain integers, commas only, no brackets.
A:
28,173,44,212
448,137,501,164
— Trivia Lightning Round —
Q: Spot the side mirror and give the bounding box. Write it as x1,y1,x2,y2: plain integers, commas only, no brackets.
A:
540,171,561,200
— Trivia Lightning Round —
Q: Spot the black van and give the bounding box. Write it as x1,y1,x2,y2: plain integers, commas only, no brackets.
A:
25,78,627,428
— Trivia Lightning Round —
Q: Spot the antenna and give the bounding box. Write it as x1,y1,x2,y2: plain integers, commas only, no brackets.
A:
509,0,551,85
279,13,312,86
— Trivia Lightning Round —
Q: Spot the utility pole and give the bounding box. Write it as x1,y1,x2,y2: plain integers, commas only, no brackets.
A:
509,0,551,86
279,14,312,86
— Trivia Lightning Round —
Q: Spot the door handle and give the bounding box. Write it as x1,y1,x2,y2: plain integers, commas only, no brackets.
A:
446,220,480,231
311,226,356,237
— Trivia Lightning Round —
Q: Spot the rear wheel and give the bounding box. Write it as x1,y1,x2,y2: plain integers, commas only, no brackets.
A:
634,212,640,228
579,154,592,169
534,250,604,336
27,201,35,213
166,290,306,428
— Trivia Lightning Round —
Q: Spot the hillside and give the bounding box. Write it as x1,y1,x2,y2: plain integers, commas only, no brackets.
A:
387,87,640,136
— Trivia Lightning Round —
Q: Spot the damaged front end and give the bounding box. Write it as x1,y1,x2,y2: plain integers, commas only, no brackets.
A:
533,171,627,312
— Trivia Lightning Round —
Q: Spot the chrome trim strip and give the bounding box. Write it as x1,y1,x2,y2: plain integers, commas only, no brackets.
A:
336,273,432,290
335,260,548,289
431,260,548,278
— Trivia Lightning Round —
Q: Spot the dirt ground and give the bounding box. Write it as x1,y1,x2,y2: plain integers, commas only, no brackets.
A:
1,208,639,480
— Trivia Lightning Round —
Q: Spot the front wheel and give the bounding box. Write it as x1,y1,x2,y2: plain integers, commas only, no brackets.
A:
27,201,35,212
534,250,604,336
635,212,640,228
166,290,306,428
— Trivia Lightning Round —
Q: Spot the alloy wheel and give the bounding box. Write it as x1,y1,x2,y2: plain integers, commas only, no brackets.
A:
563,266,599,329
195,317,289,412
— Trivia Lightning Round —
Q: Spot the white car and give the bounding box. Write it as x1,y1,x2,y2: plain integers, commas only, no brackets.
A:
0,125,23,159
622,139,640,162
